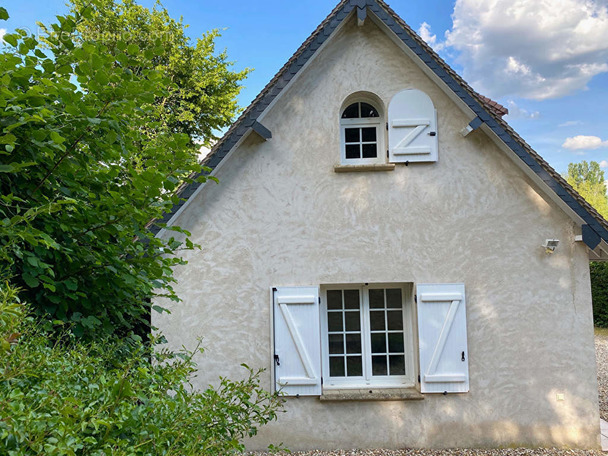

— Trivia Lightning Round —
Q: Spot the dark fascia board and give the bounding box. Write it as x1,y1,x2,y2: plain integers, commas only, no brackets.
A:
251,120,272,140
152,0,608,246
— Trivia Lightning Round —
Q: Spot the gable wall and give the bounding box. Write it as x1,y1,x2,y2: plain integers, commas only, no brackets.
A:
154,15,599,450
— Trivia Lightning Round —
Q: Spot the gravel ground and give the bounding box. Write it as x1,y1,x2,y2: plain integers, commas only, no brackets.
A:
249,450,604,455
250,334,608,455
596,329,608,422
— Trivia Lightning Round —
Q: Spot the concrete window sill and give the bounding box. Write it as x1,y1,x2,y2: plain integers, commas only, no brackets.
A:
334,163,396,173
319,388,424,402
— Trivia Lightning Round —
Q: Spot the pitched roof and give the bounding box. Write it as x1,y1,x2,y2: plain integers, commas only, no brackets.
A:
151,0,608,253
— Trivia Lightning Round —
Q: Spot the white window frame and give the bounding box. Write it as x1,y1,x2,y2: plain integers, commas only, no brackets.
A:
320,283,416,389
340,100,386,166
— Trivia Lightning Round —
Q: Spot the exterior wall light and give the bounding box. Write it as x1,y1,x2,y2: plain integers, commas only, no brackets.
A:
542,239,559,254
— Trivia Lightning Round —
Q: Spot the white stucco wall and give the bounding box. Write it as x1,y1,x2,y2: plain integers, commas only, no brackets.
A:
154,15,600,450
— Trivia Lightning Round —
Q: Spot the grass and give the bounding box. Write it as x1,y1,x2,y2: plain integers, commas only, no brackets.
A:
595,327,608,336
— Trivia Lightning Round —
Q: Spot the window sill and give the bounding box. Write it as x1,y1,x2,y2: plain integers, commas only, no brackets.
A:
334,163,396,173
319,387,424,402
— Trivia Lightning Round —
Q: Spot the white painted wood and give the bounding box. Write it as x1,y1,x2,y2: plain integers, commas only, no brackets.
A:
460,124,474,137
320,284,416,389
388,89,438,163
392,119,430,128
417,283,469,393
273,287,322,396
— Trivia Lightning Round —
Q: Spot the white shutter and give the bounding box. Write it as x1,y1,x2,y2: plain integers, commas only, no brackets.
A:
416,283,469,393
273,287,322,396
388,89,438,163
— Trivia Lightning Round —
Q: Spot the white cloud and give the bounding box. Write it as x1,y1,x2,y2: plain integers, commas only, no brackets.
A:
197,144,212,162
559,120,583,128
442,0,608,100
504,100,540,120
418,22,444,51
600,160,608,168
0,29,6,44
562,135,608,150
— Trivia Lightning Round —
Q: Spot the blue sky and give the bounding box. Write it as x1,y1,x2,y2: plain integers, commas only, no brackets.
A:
3,0,608,174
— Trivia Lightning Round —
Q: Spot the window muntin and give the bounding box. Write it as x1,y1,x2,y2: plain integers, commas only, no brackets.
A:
327,289,363,377
369,288,406,376
321,284,415,388
341,102,379,119
340,100,384,165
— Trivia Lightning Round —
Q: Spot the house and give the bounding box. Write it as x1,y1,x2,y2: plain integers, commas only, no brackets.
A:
152,0,608,450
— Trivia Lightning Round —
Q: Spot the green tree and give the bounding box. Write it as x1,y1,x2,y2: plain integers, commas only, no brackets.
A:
0,2,246,337
68,0,248,149
565,160,608,218
565,161,608,327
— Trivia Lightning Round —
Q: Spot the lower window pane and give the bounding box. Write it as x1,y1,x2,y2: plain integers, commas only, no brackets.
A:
345,128,360,143
387,310,403,330
327,290,342,309
329,334,344,354
371,333,386,353
369,289,384,308
346,356,362,376
372,355,387,375
345,144,360,159
388,332,404,353
330,357,345,376
327,312,343,331
370,310,385,330
386,288,402,308
344,289,359,309
362,143,377,158
389,355,405,375
362,127,376,142
345,311,361,331
346,333,361,354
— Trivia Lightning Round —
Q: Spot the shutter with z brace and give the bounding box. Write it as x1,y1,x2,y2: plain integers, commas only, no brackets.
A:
388,89,438,163
417,283,469,393
273,287,322,396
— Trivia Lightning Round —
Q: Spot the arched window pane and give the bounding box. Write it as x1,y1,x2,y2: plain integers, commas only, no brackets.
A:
342,103,359,118
360,102,379,118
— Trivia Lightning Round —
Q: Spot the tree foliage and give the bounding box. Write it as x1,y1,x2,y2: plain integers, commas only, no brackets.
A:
0,2,246,336
565,160,608,218
565,160,608,327
68,0,248,148
0,289,284,455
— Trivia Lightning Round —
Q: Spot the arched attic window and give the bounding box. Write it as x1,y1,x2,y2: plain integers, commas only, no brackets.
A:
340,98,385,165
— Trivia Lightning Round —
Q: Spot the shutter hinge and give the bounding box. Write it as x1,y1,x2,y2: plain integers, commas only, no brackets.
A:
414,294,417,303
274,354,280,366
321,376,323,385
272,287,277,292
386,122,388,130
318,296,321,304
387,149,389,158
418,374,421,383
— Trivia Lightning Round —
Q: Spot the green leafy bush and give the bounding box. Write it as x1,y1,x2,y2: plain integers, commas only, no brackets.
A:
591,261,608,328
0,294,284,455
